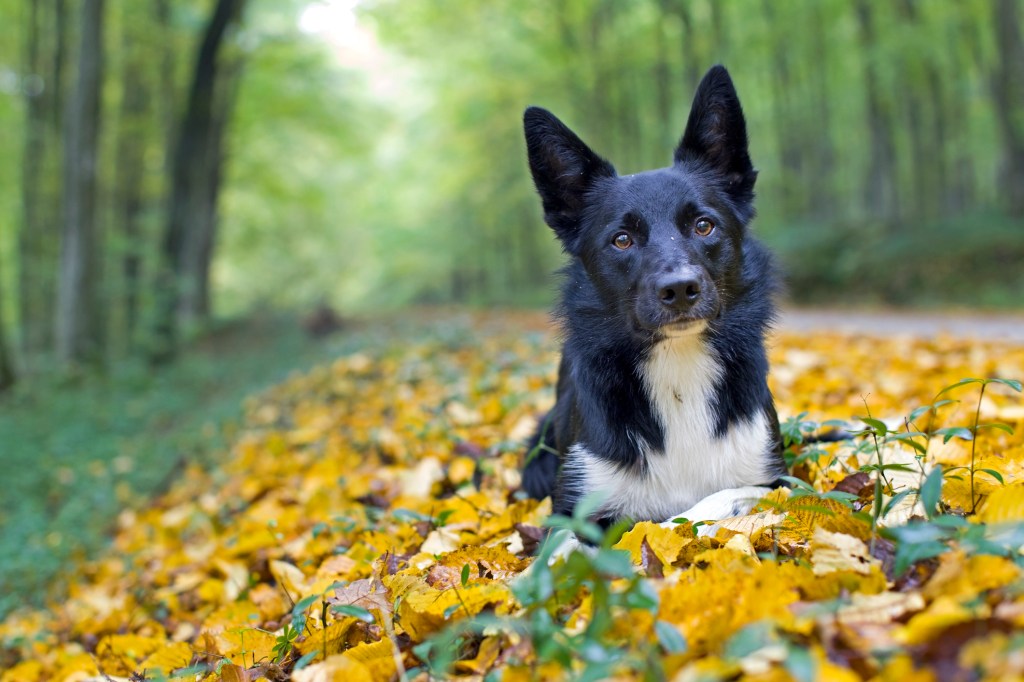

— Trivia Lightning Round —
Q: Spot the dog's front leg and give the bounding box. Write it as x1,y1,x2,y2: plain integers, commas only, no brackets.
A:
659,486,772,536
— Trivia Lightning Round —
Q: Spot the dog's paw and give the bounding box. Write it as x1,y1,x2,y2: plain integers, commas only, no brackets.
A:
540,530,598,566
514,530,596,592
659,485,771,536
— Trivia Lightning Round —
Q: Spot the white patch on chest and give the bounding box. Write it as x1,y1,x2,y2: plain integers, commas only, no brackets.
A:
569,333,773,521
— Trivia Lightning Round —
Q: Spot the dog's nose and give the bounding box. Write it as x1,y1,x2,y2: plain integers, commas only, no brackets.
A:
657,275,701,309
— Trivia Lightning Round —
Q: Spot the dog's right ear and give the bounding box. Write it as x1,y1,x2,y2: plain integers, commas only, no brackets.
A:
524,107,616,248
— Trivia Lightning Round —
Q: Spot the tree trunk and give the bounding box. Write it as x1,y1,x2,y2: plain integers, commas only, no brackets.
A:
762,0,806,216
19,0,66,360
672,1,701,95
113,17,149,350
20,0,47,356
652,0,673,149
152,0,245,363
807,1,835,220
55,0,105,367
991,0,1024,217
854,0,900,222
0,258,16,391
896,0,940,220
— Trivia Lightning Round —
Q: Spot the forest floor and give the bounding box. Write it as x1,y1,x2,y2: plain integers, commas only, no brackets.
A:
2,307,1024,680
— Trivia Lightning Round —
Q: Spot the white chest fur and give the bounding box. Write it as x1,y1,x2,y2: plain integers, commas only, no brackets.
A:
570,334,772,521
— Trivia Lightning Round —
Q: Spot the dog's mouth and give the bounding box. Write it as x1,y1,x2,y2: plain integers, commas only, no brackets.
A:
658,318,709,339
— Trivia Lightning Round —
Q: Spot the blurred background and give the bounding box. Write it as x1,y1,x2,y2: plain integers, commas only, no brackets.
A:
1,0,1023,378
0,0,1022,612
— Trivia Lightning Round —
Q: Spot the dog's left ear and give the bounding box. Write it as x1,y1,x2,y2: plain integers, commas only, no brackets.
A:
674,65,757,200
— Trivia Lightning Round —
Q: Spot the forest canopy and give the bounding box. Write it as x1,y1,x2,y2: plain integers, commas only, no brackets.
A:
0,0,1022,376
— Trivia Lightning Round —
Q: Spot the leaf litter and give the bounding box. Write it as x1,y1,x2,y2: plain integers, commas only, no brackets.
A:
2,313,1024,681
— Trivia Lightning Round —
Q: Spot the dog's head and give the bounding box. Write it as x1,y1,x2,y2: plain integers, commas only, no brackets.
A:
524,65,757,341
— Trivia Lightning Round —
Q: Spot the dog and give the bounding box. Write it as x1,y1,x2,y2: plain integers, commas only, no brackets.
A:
521,65,787,535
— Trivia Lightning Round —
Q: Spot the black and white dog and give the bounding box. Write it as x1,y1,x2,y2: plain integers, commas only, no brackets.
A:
521,66,786,533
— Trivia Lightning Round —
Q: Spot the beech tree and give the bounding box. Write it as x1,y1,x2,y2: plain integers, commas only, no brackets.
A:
55,0,105,366
152,0,246,363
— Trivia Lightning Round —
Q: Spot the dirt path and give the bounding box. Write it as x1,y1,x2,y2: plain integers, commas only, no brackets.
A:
778,308,1024,342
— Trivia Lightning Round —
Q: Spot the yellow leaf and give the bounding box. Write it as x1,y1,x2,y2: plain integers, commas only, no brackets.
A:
420,526,462,554
139,641,194,674
713,508,787,537
426,546,530,586
269,560,311,600
201,600,263,633
291,653,375,682
922,551,1022,601
201,627,276,667
613,521,692,565
448,455,477,485
810,528,880,576
51,651,99,680
385,572,514,641
721,533,758,560
342,639,398,680
220,664,249,682
960,631,1024,678
215,559,252,603
454,636,503,675
776,496,871,544
398,457,445,497
836,591,925,626
977,483,1024,524
94,634,165,676
658,560,810,654
0,661,44,682
896,595,986,645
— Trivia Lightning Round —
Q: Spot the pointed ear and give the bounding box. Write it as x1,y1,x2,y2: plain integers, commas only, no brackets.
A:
524,106,616,247
674,66,757,200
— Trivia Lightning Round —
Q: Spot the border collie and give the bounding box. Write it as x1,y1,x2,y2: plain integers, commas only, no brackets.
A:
521,65,786,532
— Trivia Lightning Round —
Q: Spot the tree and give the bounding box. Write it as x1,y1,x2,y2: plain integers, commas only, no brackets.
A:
991,0,1024,217
854,0,900,222
19,0,67,359
0,258,15,391
152,0,246,363
55,0,105,367
112,3,161,351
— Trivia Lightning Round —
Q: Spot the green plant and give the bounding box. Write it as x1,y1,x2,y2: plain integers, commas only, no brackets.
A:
850,376,1022,574
933,378,1021,513
413,493,665,680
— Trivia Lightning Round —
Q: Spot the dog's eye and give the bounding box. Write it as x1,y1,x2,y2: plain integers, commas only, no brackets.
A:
694,217,715,237
612,232,634,250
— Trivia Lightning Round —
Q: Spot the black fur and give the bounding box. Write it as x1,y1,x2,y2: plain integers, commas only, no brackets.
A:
521,66,786,521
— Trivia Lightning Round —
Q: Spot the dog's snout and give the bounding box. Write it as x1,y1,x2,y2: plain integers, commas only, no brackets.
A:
657,274,701,309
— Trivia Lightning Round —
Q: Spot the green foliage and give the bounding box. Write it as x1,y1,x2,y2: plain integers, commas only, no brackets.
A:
2,0,1023,369
0,313,366,618
416,495,663,679
935,377,1021,512
272,621,300,663
772,213,1024,308
883,516,1024,577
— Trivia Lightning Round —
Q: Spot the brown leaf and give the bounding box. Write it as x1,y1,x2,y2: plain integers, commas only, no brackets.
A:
220,664,249,682
513,522,545,555
328,578,393,622
832,472,872,496
640,538,664,578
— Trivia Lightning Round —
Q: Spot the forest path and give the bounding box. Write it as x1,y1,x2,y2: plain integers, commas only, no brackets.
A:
778,307,1024,342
